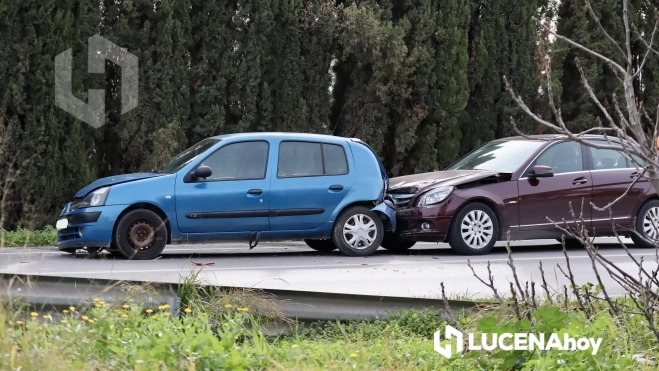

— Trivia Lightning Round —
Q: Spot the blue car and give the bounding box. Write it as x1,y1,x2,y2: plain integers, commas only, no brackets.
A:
56,133,396,259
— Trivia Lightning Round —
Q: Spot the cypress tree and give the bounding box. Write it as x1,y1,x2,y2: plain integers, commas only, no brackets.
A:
0,0,98,229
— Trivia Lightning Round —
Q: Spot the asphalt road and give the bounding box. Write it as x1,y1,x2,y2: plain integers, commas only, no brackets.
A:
0,238,656,300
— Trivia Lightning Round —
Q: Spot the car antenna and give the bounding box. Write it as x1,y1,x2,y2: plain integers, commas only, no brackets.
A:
331,104,346,136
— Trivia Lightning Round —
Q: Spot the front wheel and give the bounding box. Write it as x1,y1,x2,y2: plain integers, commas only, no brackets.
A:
631,200,659,248
332,206,384,257
113,209,168,260
304,239,337,252
380,233,416,253
447,202,499,255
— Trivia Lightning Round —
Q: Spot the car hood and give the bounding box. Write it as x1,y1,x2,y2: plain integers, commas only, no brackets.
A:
388,170,506,194
74,173,164,198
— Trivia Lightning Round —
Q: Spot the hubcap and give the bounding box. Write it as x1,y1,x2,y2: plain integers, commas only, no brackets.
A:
460,210,494,249
127,220,155,250
343,214,377,250
642,206,659,240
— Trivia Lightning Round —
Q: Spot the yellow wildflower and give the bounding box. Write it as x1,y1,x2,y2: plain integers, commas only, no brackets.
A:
68,306,76,311
63,310,69,314
124,327,130,331
81,316,89,320
16,321,24,325
350,353,358,358
121,314,128,318
146,309,153,314
183,308,192,313
30,312,38,317
93,298,101,302
224,304,232,308
122,304,130,309
61,320,68,324
163,312,170,317
88,319,95,324
292,344,299,348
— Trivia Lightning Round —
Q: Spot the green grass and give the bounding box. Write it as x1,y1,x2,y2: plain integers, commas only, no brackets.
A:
2,283,658,370
0,226,57,247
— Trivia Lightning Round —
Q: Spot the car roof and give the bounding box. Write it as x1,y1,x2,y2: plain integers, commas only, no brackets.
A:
497,134,618,142
210,132,351,143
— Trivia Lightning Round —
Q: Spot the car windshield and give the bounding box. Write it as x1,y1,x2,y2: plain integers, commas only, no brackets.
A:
157,138,220,174
446,140,545,173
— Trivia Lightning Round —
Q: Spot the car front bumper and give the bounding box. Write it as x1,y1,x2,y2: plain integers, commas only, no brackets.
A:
394,194,466,242
56,203,128,250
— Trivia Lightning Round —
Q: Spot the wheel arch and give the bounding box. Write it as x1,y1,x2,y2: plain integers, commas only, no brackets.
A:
112,202,172,244
333,201,393,231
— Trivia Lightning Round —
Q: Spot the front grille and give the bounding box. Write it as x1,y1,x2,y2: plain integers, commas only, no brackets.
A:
58,227,82,241
387,193,415,209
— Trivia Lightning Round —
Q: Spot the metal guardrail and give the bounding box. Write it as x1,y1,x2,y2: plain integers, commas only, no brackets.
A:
1,274,484,321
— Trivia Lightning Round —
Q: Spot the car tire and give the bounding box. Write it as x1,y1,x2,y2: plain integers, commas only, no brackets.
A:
113,209,168,260
331,206,384,257
380,233,416,253
447,202,499,255
304,239,337,252
631,199,659,248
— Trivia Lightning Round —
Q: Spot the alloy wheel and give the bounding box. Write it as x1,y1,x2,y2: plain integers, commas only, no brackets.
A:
642,206,659,240
342,214,378,249
460,210,494,249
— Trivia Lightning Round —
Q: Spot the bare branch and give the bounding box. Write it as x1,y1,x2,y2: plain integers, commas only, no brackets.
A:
584,0,627,60
623,0,633,71
632,16,659,78
533,16,626,74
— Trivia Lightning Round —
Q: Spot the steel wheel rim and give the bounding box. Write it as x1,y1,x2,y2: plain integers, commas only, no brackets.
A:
460,210,494,249
343,214,377,250
127,219,156,251
642,206,659,240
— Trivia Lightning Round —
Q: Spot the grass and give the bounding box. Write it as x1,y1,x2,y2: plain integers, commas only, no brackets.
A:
0,226,57,247
1,278,658,370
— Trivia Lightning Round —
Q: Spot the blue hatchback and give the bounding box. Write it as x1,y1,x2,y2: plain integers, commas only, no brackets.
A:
56,133,396,259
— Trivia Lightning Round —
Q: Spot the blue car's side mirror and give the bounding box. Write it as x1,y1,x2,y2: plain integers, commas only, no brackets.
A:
192,165,212,180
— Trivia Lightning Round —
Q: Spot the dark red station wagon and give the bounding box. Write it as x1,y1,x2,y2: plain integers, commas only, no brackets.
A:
381,135,657,255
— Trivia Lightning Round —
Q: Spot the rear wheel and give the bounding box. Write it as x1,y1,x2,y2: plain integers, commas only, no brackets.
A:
331,206,384,257
631,199,659,248
380,233,416,253
447,202,499,255
113,209,168,260
304,239,337,252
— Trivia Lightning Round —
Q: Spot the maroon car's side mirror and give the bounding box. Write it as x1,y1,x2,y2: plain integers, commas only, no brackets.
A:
530,165,554,178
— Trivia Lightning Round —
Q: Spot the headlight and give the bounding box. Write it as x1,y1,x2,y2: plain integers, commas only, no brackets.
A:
71,187,110,210
417,186,454,206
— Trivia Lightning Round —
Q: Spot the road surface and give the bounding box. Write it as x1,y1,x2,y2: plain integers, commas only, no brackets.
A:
0,238,656,299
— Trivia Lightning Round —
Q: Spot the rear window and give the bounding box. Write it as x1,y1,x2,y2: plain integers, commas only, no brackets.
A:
278,141,349,177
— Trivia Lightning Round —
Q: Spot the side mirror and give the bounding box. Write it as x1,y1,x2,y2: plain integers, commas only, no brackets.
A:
530,165,553,178
192,165,212,180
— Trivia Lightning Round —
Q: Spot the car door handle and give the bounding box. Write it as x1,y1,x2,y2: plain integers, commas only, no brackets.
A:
328,185,344,191
631,172,640,179
572,177,588,185
247,189,263,196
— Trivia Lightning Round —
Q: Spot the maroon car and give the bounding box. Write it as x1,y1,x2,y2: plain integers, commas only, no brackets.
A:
382,135,657,255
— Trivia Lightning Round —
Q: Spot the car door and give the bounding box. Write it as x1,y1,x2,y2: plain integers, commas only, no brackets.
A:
175,140,271,233
269,140,351,231
586,141,649,230
517,141,592,234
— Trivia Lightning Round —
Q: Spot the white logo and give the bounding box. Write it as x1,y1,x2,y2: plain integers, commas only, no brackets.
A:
55,34,138,128
433,325,602,358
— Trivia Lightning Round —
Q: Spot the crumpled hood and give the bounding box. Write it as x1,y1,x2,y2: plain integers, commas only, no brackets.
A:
388,170,505,194
74,173,163,198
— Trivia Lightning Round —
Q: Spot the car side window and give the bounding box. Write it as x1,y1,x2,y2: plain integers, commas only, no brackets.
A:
200,141,269,180
533,141,583,175
277,142,349,177
588,146,629,170
323,144,349,175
